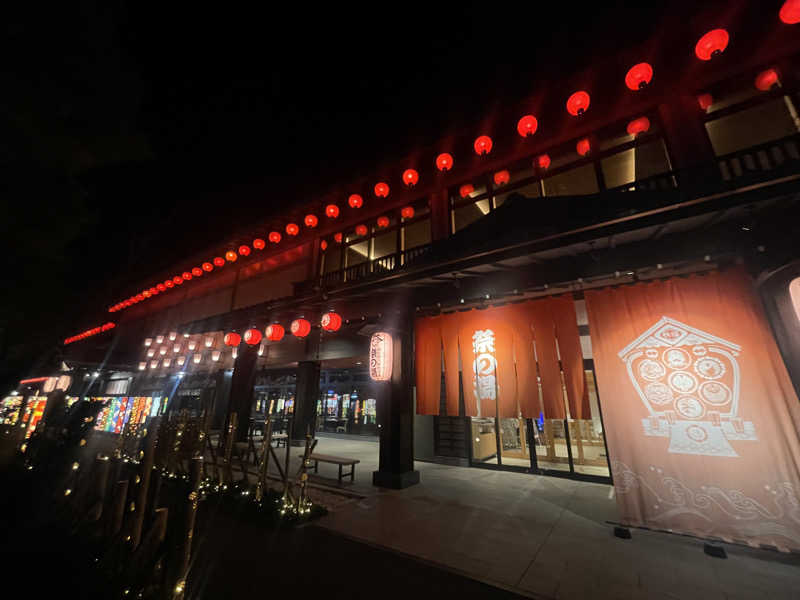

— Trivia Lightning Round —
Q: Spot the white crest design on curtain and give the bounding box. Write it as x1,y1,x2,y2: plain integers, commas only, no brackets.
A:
618,317,757,457
472,329,497,417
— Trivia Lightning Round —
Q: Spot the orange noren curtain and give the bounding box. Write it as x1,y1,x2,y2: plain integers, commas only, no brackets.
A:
414,316,441,415
440,312,461,417
530,299,565,419
508,303,542,419
549,296,590,420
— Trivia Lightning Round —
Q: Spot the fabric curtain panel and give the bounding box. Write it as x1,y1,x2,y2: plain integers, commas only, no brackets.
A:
414,316,441,415
585,268,800,551
441,312,462,417
550,295,591,420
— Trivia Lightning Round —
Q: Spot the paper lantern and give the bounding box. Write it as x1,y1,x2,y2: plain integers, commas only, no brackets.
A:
265,324,285,341
517,115,538,137
459,183,474,198
474,135,493,155
225,250,238,262
291,318,311,338
436,153,454,171
567,91,590,116
193,354,202,364
150,360,158,369
780,0,800,24
147,349,155,358
159,347,167,355
321,312,342,332
238,245,251,256
320,240,328,251
374,182,390,198
377,216,390,228
56,375,71,391
144,338,152,347
173,276,183,285
576,138,591,157
142,290,151,298
139,362,146,371
182,272,192,281
269,231,282,244
286,223,299,236
401,206,415,219
697,93,713,110
187,340,197,351
231,347,238,359
192,267,203,277
257,343,265,356
204,336,213,348
493,170,510,186
355,224,367,236
334,233,343,243
695,29,729,61
177,356,186,366
223,332,241,347
162,358,171,368
369,331,393,382
625,63,653,90
244,328,262,345
155,335,164,344
213,256,225,267
173,344,181,353
253,238,265,250
755,68,780,91
304,214,318,228
149,286,158,295
348,194,363,208
169,331,177,341
211,351,221,362
402,169,419,187
626,117,651,137
325,204,339,218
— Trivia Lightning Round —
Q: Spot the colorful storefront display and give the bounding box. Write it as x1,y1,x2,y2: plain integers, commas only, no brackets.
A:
20,395,48,439
0,396,23,426
93,396,164,434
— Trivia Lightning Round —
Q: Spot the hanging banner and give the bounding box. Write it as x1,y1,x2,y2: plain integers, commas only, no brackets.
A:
585,268,800,550
369,332,393,382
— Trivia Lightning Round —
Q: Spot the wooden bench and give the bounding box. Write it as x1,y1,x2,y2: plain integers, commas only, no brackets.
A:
300,453,360,483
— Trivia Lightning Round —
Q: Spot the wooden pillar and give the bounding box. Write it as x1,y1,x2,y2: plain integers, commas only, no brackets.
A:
656,95,717,191
226,344,258,443
292,361,320,446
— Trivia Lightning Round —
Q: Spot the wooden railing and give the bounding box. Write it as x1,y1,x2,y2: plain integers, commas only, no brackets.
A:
317,243,432,288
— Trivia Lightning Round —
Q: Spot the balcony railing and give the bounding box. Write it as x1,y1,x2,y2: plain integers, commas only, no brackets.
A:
315,243,433,289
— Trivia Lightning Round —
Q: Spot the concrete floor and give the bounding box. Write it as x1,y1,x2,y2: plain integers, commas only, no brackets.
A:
281,435,800,600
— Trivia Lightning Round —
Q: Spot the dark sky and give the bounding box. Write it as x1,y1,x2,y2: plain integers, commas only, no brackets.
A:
2,0,718,387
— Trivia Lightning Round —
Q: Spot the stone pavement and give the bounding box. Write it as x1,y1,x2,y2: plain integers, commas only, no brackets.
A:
293,435,800,600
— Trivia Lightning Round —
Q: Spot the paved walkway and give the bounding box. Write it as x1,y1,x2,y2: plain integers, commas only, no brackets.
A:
292,436,800,600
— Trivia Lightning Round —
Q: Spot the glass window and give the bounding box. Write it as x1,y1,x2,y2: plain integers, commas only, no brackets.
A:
452,199,491,232
402,218,431,250
345,241,369,267
499,417,530,467
371,230,396,260
471,417,498,464
601,139,672,189
542,164,599,196
569,370,610,477
705,97,800,155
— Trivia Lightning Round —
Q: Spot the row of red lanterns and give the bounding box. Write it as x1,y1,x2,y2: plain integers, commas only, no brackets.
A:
64,322,116,345
223,313,344,348
108,12,797,316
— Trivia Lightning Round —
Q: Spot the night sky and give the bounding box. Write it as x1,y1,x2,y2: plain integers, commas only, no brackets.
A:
2,1,723,390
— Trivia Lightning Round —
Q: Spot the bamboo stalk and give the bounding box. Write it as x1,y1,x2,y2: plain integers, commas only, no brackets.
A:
174,456,203,600
87,454,111,522
222,412,237,485
254,416,273,502
130,417,160,549
107,479,129,539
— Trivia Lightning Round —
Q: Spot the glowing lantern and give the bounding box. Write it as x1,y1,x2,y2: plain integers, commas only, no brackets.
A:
165,280,174,288
625,63,653,90
576,138,591,157
304,214,318,228
211,351,221,362
626,117,651,137
320,240,328,251
291,318,311,338
177,356,186,366
695,29,729,61
474,135,493,155
223,332,241,347
238,245,250,256
436,153,454,171
139,362,146,371
213,257,225,267
517,115,538,137
150,360,158,369
493,170,510,186
169,331,177,340
173,276,183,285
755,68,780,91
136,293,145,301
348,194,363,208
369,332,393,382
325,204,339,218
401,206,415,219
225,250,238,262
269,231,282,244
156,335,164,344
162,358,171,368
253,238,265,250
144,338,152,347
182,272,192,281
159,347,167,355
566,91,591,116
243,328,262,345
187,340,197,351
192,267,203,277
402,169,419,187
780,0,800,24
321,312,342,332
355,224,367,236
149,286,157,295
204,336,213,348
334,233,343,243
200,263,212,275
265,324,285,342
147,348,155,358
286,223,299,236
231,347,238,359
376,216,389,229
143,290,151,298
459,183,475,198
374,182,390,198
697,93,713,110
173,344,181,353
193,354,202,364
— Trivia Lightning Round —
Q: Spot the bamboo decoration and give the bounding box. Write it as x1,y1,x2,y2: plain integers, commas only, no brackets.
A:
295,425,314,515
280,417,294,509
222,412,237,485
129,417,160,549
254,416,273,502
106,479,129,539
174,455,203,599
87,454,111,523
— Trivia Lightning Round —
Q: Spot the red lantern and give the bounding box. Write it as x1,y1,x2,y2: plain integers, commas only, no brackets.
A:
238,245,250,256
321,312,342,332
334,233,343,243
192,267,203,277
265,323,284,342
374,182,390,198
401,206,415,219
165,280,174,289
253,238,265,250
377,216,390,228
626,117,651,137
755,68,780,91
214,256,225,267
695,29,729,61
697,93,713,110
566,91,590,116
286,223,299,236
402,169,419,187
355,224,367,236
304,214,318,228
157,283,167,292
625,63,653,90
243,328,262,345
780,0,800,24
436,153,454,171
291,318,311,338
143,290,151,298
369,331,393,382
173,276,183,285
459,183,474,198
576,138,591,157
493,170,510,186
223,332,241,347
137,293,145,301
536,154,551,170
225,250,237,262
348,194,363,208
325,204,339,218
269,231,282,244
320,240,328,251
517,115,538,137
474,135,492,155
